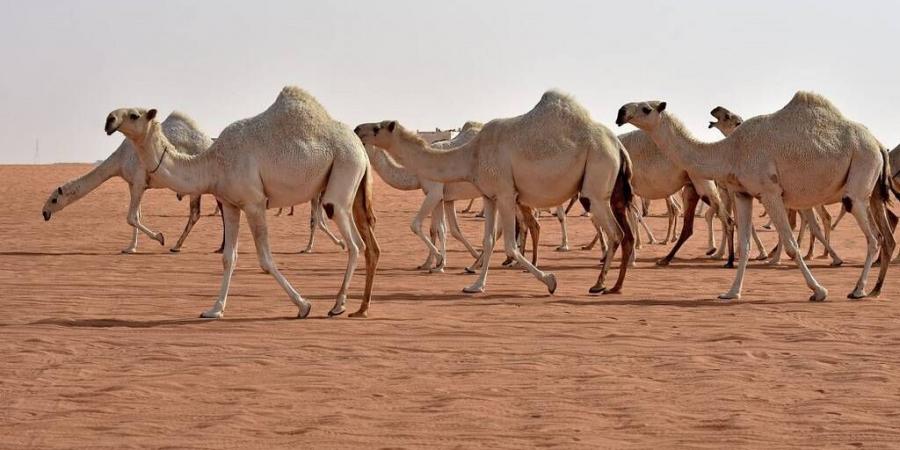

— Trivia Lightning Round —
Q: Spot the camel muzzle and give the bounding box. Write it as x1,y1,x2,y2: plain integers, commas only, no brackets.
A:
43,210,51,221
615,108,628,127
708,121,717,129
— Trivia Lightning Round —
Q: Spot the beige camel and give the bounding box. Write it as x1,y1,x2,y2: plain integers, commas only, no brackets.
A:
356,90,634,295
618,129,733,266
106,87,379,318
618,92,894,301
42,112,215,253
709,107,842,266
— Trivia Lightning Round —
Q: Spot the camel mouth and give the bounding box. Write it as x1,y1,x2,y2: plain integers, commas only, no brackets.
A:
708,121,718,129
43,210,51,221
615,108,628,127
105,127,118,136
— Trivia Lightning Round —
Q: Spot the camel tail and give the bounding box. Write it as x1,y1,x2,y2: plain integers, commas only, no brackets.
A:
615,147,634,209
357,165,377,226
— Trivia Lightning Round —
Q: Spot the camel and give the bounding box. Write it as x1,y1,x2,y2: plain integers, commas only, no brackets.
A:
617,92,894,301
709,107,842,266
42,112,215,253
356,90,634,295
106,86,379,318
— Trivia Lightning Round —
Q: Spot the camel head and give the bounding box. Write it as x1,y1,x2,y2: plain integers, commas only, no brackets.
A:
708,106,743,136
354,120,400,150
41,184,74,221
615,101,667,130
104,108,158,140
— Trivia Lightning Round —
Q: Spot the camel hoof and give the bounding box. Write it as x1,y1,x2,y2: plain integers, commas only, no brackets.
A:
655,259,671,267
169,248,181,253
121,249,137,254
706,247,717,256
555,245,570,252
214,248,224,254
300,248,312,254
723,262,735,269
830,260,843,267
581,245,594,251
717,293,740,301
544,273,557,295
868,289,882,298
327,306,345,318
588,284,606,294
462,285,484,294
200,310,223,319
429,267,446,274
755,254,769,261
349,310,368,318
464,266,477,274
157,233,165,246
299,302,313,319
846,291,865,300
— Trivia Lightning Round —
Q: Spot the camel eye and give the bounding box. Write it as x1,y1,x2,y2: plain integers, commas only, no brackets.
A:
373,126,381,135
129,113,139,120
51,198,58,204
642,106,652,114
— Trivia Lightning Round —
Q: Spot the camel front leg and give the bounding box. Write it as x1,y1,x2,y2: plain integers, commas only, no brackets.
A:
243,203,312,318
201,203,241,319
461,198,476,213
411,190,444,271
124,182,164,252
170,195,202,253
705,202,718,256
816,205,834,259
444,201,480,259
497,198,556,294
718,193,754,300
464,198,497,293
429,202,448,272
555,206,571,251
845,196,880,299
124,225,139,254
761,195,828,301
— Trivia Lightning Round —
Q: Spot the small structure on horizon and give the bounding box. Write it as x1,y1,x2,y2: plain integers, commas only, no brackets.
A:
417,127,456,144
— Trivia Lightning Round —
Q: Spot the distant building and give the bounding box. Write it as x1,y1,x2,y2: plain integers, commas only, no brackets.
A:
417,128,456,144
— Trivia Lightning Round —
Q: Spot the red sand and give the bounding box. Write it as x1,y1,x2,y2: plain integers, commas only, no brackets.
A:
2,164,899,448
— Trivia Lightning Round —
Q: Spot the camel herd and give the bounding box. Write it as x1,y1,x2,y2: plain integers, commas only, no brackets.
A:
41,87,900,318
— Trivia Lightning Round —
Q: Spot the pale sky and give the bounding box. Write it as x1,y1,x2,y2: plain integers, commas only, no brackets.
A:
1,0,898,164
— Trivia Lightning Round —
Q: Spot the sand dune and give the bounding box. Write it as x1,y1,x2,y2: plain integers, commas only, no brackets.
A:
1,164,899,448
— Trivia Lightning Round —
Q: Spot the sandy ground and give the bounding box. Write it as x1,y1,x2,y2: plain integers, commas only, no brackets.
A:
2,163,900,448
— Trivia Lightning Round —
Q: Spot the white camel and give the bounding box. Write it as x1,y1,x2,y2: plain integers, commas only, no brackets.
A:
709,106,842,266
42,112,215,253
617,92,894,301
356,90,634,295
106,86,379,318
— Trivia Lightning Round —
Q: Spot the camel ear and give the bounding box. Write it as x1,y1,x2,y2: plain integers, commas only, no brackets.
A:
656,102,667,113
146,109,158,121
387,121,397,133
723,112,733,121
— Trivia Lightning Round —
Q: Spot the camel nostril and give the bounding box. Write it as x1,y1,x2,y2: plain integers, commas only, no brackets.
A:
43,211,51,221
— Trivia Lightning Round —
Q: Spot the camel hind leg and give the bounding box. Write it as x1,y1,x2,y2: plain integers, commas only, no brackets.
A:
443,201,480,260
124,182,164,252
349,175,380,318
555,206,571,251
171,195,202,253
800,209,842,266
657,185,700,266
494,197,556,294
760,195,828,301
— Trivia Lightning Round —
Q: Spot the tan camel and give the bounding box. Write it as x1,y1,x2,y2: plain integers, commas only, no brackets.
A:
42,112,215,253
106,87,379,318
617,92,894,301
709,106,842,266
356,90,634,295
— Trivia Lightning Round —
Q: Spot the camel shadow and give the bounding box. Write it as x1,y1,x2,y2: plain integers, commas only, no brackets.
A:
22,314,361,328
0,251,117,257
548,297,807,308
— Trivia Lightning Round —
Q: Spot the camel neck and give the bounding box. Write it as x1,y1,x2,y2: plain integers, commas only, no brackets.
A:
388,135,476,184
649,114,734,181
367,148,422,191
135,123,216,195
63,148,124,203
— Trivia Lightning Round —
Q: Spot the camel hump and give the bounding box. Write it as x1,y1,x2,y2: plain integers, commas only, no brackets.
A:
787,91,841,113
274,86,333,121
534,89,592,122
461,121,483,132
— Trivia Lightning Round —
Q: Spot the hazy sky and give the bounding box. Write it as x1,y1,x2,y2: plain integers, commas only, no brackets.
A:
1,0,899,164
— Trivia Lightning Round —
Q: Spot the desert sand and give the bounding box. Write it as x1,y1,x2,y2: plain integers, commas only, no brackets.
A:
2,163,900,448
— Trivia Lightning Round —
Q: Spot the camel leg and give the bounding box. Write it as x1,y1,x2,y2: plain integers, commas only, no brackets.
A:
664,197,677,243
816,205,833,259
444,201,480,260
582,232,600,251
495,197,556,293
214,200,225,254
587,193,632,294
464,197,497,294
868,195,895,297
412,190,444,271
846,196,880,299
657,186,700,266
243,203,312,318
287,206,294,216
800,209,842,266
200,203,241,319
429,202,448,272
629,206,642,250
275,208,283,217
325,202,365,316
170,195,202,253
761,195,828,301
124,182,164,251
718,193,754,300
705,201,718,256
316,196,346,249
555,206,571,251
349,189,380,318
301,201,318,254
124,223,140,254
638,212,659,245
831,207,846,230
518,205,541,266
749,205,769,260
461,198,475,213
